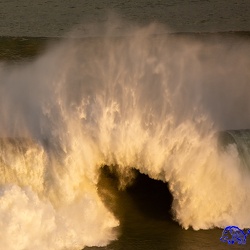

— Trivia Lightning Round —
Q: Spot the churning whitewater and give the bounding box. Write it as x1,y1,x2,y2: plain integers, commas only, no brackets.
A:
0,25,250,249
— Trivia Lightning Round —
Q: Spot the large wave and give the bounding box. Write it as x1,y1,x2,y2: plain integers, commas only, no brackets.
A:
0,24,250,249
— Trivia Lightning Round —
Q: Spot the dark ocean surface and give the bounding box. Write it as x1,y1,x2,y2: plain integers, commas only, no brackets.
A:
0,0,250,36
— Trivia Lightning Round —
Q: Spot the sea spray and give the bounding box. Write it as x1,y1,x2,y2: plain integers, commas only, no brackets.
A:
0,24,250,249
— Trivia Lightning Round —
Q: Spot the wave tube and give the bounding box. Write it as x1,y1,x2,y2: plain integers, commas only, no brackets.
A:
0,24,250,249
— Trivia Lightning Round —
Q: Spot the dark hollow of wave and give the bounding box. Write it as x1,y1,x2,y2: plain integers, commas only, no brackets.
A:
85,166,227,250
84,165,242,250
99,165,173,220
93,166,177,249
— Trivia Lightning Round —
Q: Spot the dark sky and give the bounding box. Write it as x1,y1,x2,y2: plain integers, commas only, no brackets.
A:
0,0,249,36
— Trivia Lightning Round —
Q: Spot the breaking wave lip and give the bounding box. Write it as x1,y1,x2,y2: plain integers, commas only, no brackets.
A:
0,23,250,249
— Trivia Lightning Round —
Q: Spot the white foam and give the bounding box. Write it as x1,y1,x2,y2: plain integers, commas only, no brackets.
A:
0,24,250,249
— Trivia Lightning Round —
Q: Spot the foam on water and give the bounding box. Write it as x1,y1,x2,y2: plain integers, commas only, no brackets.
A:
0,24,250,249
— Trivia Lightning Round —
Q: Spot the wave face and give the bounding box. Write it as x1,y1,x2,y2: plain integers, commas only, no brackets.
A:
0,25,250,249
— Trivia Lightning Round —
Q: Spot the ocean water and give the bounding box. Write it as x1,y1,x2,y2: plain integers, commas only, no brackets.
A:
0,3,250,249
0,0,250,36
0,27,250,249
